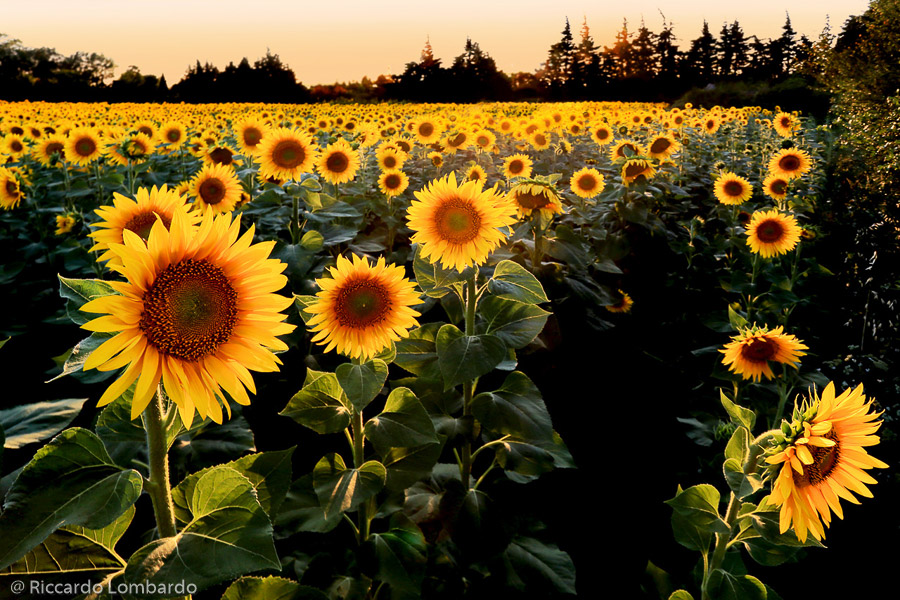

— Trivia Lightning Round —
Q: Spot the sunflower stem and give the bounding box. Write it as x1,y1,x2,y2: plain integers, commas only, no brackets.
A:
461,272,477,489
351,406,370,543
703,492,740,600
290,193,300,245
144,386,178,539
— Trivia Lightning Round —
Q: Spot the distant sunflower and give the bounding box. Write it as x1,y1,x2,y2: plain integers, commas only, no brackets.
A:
33,135,67,167
702,116,722,134
509,181,563,219
90,185,197,264
764,381,888,543
317,139,360,185
305,254,421,361
621,159,656,186
569,167,605,199
408,173,516,272
205,145,239,168
159,122,186,148
444,130,470,153
1,134,28,159
772,112,799,138
763,175,790,201
65,128,103,165
80,208,295,426
464,164,487,187
473,130,496,151
746,210,802,258
646,134,680,160
591,125,614,146
234,118,268,155
257,127,317,181
189,163,242,214
0,167,23,210
377,147,406,172
428,151,444,168
412,117,441,144
55,214,77,235
378,170,409,197
529,131,551,151
503,154,533,179
609,140,644,162
713,172,753,205
768,148,813,180
720,324,807,382
605,290,633,313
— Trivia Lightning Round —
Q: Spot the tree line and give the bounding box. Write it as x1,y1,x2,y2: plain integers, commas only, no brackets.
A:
0,14,837,105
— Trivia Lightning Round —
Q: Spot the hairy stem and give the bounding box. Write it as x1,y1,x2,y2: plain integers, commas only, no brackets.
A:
144,386,177,539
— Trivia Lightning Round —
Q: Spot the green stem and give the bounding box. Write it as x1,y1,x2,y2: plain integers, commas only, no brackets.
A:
460,272,477,489
351,401,370,543
291,192,300,244
143,386,177,539
532,221,544,271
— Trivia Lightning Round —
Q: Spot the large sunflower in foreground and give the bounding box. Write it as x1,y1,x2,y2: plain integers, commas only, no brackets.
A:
305,254,421,360
80,208,295,426
257,127,317,181
764,382,887,543
316,139,360,185
189,163,242,214
713,172,753,205
408,173,516,272
746,209,802,258
768,148,812,180
720,324,807,382
89,185,198,264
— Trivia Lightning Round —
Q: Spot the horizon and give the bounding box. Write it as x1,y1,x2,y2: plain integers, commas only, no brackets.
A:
2,1,869,86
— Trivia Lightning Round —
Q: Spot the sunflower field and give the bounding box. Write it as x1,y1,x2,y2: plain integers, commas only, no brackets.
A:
0,100,895,600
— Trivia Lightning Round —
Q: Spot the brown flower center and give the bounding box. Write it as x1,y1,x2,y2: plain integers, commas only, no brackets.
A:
384,173,402,190
272,140,305,169
10,126,24,136
779,154,801,172
435,198,482,243
533,133,547,146
624,162,648,179
166,128,182,143
742,338,777,363
6,180,20,199
595,129,610,141
326,151,350,174
516,190,552,209
140,259,237,361
334,278,390,328
125,211,171,241
138,126,154,137
616,143,638,158
242,127,262,146
770,179,788,195
577,174,597,191
756,219,784,243
508,160,524,175
382,155,398,169
46,142,64,156
724,180,745,197
793,431,840,487
418,122,435,138
199,178,226,205
11,140,23,153
650,138,671,154
208,147,234,165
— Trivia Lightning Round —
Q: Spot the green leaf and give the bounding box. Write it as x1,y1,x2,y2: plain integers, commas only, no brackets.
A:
364,525,427,600
381,442,443,492
664,484,729,553
412,245,466,299
172,448,295,523
275,474,341,534
394,323,443,381
336,359,388,412
300,230,325,252
293,294,318,325
364,387,438,456
58,276,118,326
494,438,556,479
668,591,695,600
479,297,550,349
222,576,329,600
471,371,554,443
280,370,351,434
313,454,386,519
723,458,764,499
503,536,576,595
720,391,756,431
0,428,142,570
724,427,749,463
0,398,87,449
727,305,749,331
1,506,133,576
488,260,549,304
46,333,114,382
123,466,280,593
706,570,766,600
435,324,506,390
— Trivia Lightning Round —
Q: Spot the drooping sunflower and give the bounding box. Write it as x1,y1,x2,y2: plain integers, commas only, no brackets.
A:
713,172,753,205
746,210,802,258
55,214,77,235
764,382,887,543
720,324,807,382
378,170,410,197
316,139,360,185
0,167,24,210
257,127,317,181
605,290,633,313
80,208,295,427
408,173,517,273
305,254,421,361
621,159,656,186
65,128,103,165
609,140,644,162
189,163,242,214
768,148,812,180
508,181,563,219
502,153,533,179
763,175,790,201
646,134,680,160
569,167,606,199
89,185,198,264
772,112,799,138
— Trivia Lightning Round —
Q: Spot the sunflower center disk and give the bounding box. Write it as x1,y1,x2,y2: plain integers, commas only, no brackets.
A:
435,200,482,242
47,142,64,155
335,280,390,328
650,139,671,154
6,181,19,198
516,191,551,209
418,123,434,137
199,179,226,204
793,432,840,487
326,152,349,173
578,176,597,191
76,139,96,156
509,161,523,175
273,141,305,168
140,259,238,361
742,338,777,362
624,163,646,179
771,180,787,195
384,174,402,189
780,156,801,171
724,181,744,197
757,220,785,243
209,147,234,165
125,211,171,241
167,130,181,142
243,129,261,146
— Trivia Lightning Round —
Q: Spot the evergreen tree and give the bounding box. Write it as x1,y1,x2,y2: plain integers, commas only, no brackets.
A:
655,13,679,82
768,13,797,78
605,19,633,79
683,21,717,84
630,19,657,80
576,17,604,95
718,20,748,77
543,19,577,98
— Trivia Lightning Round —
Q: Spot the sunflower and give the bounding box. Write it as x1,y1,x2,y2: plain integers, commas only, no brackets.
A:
412,117,441,144
746,210,802,258
55,214,77,235
764,382,887,543
464,164,487,187
473,130,496,151
713,172,753,205
159,122,186,148
0,167,24,210
377,147,406,172
408,173,516,273
529,131,551,151
428,151,443,168
189,163,242,214
702,116,722,134
605,290,633,313
443,130,470,153
80,208,295,426
305,254,421,361
65,128,103,165
378,170,409,197
234,118,268,155
509,181,563,219
762,175,790,201
609,140,644,161
33,135,67,167
569,167,606,199
115,133,154,164
768,148,813,180
720,324,807,382
646,134,680,160
89,185,198,264
772,112,798,138
591,125,614,146
257,127,317,181
1,134,29,159
621,159,656,186
205,145,239,168
317,139,360,185
502,153,533,179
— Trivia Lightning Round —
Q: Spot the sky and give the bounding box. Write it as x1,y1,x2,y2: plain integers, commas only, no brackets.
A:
1,0,871,86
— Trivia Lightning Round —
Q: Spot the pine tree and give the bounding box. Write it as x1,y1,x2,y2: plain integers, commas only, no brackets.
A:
655,13,679,83
605,19,633,79
543,18,577,98
631,19,657,80
577,16,603,94
684,20,717,83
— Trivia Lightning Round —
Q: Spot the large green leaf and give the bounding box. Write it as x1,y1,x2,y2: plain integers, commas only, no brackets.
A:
479,297,550,349
275,474,342,534
280,370,351,434
488,260,549,304
706,569,766,600
0,428,142,569
382,442,443,492
46,333,114,382
364,521,427,600
412,245,466,299
336,359,389,412
123,466,280,592
394,323,443,381
720,391,756,432
0,398,87,449
471,371,554,443
221,576,328,600
312,454,386,520
172,448,295,523
503,536,576,595
435,324,506,390
1,506,133,576
364,387,438,456
664,484,729,554
58,276,119,326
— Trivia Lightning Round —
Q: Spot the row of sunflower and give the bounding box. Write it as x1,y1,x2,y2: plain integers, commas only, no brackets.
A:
0,100,886,599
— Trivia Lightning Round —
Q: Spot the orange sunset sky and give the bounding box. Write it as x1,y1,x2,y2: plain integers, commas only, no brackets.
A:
2,0,870,85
